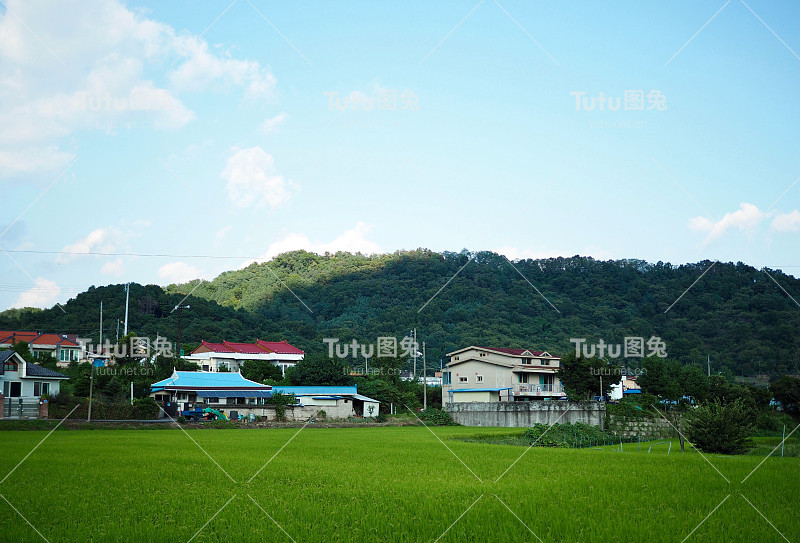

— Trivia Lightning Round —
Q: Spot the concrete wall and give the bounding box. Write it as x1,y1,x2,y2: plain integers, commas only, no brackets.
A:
445,401,605,428
206,402,354,421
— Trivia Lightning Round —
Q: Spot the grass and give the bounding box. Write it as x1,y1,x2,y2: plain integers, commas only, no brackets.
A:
0,426,797,542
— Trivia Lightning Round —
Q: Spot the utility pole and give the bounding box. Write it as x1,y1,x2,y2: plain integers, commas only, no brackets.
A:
423,341,427,410
89,302,102,422
412,328,417,379
175,304,190,358
123,282,130,336
707,355,711,377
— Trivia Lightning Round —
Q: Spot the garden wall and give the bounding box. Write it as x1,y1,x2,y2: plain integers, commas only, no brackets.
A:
605,414,676,439
445,401,605,428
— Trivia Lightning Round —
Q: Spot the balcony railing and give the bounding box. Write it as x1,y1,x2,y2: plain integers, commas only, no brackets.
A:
514,383,564,394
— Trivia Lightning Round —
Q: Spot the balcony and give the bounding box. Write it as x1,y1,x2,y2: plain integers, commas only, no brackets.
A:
513,383,565,395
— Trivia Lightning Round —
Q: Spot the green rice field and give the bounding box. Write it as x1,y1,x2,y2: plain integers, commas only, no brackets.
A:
0,426,797,542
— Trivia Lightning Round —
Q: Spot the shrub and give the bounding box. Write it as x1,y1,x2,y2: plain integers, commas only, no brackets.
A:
176,415,186,424
419,408,458,426
685,399,755,454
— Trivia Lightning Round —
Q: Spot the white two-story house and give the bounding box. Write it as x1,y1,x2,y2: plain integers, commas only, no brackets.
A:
442,346,564,404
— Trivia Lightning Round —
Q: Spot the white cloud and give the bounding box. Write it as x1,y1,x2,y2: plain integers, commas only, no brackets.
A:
169,37,276,102
260,112,288,134
12,278,62,309
771,210,800,232
0,0,275,179
57,227,120,264
221,146,291,208
101,258,124,276
214,225,233,245
158,262,203,284
688,202,766,243
243,222,381,266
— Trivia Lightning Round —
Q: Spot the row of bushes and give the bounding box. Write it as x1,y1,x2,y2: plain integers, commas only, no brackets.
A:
48,396,160,420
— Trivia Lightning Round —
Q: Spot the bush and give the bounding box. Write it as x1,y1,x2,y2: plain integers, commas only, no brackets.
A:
419,408,458,426
176,415,186,424
523,422,636,448
685,399,755,454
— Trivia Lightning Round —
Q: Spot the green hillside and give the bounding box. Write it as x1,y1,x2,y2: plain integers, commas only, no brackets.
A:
1,250,798,378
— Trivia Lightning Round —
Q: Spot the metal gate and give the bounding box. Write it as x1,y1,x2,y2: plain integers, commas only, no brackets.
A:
3,400,39,419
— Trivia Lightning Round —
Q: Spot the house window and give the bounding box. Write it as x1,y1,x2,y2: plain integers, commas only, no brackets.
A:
518,374,529,384
202,365,209,372
442,372,451,385
33,382,51,396
3,360,17,372
177,393,188,401
476,375,484,383
541,359,550,365
479,353,486,357
207,397,219,404
454,356,459,361
523,358,531,365
458,376,468,383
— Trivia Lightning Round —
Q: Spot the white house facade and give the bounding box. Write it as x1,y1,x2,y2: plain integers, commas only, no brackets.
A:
185,340,304,376
442,346,564,405
1,351,69,418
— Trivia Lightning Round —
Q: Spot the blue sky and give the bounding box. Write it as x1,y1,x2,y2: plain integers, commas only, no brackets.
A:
0,0,798,310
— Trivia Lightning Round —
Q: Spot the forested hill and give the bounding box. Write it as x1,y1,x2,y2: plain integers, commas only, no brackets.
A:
1,251,799,379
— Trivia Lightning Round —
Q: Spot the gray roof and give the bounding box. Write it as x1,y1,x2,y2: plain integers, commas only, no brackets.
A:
25,362,69,379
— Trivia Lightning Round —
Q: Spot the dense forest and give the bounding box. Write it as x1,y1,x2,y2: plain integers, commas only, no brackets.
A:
1,250,798,379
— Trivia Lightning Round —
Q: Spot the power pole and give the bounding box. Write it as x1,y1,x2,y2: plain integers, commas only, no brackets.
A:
423,341,427,410
123,282,130,336
89,302,102,422
707,355,711,377
175,304,190,358
412,328,417,379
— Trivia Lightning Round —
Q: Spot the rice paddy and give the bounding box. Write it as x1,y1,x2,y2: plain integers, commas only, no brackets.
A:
0,426,797,542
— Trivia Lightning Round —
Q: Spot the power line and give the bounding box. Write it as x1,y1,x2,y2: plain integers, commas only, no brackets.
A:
0,249,262,260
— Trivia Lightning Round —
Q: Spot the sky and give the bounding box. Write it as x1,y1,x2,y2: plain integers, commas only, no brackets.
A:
0,0,798,311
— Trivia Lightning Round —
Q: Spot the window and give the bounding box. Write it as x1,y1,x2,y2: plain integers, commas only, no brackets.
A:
177,392,188,401
479,352,486,357
523,358,531,365
541,359,550,365
518,374,529,384
202,365,209,372
207,397,219,404
458,376,468,383
32,382,50,396
454,356,460,361
3,360,17,372
442,372,451,385
59,349,74,362
476,375,484,383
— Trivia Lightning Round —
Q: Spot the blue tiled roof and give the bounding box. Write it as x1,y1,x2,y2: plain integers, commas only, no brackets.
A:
150,371,270,390
272,386,357,396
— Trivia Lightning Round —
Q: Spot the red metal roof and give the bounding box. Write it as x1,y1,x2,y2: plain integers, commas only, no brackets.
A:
0,331,78,347
477,347,548,357
30,333,79,347
257,339,305,355
223,341,270,354
193,339,303,355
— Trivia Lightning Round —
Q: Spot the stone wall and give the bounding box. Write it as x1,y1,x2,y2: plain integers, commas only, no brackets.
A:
605,414,676,439
444,401,605,428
